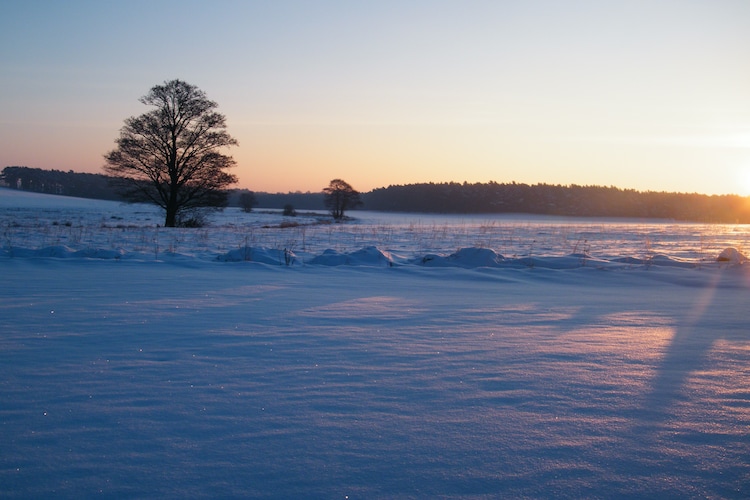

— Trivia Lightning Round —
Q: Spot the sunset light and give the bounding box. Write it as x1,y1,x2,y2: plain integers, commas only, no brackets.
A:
3,3,749,496
738,167,750,196
1,1,749,195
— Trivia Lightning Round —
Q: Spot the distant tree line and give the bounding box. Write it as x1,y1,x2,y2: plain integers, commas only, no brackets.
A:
228,190,326,211
0,167,330,211
4,167,750,223
362,182,750,223
0,166,126,201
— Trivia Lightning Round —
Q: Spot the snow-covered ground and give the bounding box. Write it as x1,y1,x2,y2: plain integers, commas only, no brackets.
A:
1,188,749,498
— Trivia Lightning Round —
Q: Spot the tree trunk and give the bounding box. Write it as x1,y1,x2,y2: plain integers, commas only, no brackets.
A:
164,199,178,227
165,204,177,227
164,183,179,227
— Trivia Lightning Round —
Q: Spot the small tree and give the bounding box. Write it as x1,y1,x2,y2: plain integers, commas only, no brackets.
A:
104,79,238,227
239,191,258,213
323,179,362,220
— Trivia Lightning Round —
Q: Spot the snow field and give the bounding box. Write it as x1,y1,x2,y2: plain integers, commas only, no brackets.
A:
1,189,749,497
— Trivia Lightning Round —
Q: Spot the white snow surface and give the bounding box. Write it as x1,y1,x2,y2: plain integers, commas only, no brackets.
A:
1,188,749,498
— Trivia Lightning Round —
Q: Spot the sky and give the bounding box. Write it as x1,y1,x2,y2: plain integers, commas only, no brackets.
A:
1,1,749,195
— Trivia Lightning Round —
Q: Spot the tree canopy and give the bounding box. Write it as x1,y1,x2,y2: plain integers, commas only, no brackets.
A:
323,179,362,220
104,79,238,227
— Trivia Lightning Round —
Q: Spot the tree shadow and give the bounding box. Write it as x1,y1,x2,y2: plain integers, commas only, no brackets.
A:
637,270,749,424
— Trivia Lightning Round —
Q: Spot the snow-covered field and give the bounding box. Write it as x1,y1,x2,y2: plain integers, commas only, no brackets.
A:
1,187,749,498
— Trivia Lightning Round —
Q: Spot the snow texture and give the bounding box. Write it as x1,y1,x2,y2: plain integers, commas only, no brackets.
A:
1,188,749,498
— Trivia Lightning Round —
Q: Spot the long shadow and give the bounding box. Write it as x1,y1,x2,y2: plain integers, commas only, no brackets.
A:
638,270,749,424
540,269,748,427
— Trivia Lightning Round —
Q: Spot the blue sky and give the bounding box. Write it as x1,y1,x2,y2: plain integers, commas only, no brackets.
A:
2,0,749,194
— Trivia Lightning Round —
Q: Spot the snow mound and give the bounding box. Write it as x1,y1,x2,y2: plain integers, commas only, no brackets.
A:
27,245,76,258
73,248,126,259
648,254,697,268
610,254,696,268
7,240,743,273
419,247,504,267
308,246,394,266
717,247,747,264
217,247,297,265
418,248,607,269
0,244,716,270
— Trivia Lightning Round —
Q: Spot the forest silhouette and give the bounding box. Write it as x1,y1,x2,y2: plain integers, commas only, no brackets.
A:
3,166,750,223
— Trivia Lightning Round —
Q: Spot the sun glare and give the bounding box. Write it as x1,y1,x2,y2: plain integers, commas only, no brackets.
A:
739,168,750,196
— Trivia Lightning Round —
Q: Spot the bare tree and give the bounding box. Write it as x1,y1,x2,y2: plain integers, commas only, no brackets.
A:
239,191,258,213
104,79,238,227
323,179,362,220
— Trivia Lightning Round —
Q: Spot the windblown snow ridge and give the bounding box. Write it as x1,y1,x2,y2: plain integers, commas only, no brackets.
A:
2,244,746,269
